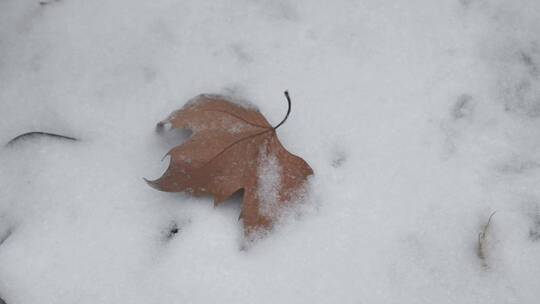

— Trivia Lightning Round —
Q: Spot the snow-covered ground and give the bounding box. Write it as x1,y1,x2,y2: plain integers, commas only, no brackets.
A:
1,0,540,303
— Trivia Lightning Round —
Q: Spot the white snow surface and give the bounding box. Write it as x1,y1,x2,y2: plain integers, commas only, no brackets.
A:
1,0,540,303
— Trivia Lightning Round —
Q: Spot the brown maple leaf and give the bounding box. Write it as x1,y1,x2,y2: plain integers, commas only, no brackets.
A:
146,92,313,236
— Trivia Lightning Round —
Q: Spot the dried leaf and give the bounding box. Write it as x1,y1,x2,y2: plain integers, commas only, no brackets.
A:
146,93,313,236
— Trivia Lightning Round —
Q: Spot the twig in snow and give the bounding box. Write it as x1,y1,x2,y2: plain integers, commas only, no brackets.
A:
477,211,497,269
6,131,77,147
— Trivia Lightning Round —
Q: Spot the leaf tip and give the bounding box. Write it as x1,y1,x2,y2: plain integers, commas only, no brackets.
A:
143,177,160,190
156,121,172,133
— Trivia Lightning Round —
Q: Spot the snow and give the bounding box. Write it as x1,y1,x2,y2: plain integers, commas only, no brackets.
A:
256,147,282,217
1,0,540,303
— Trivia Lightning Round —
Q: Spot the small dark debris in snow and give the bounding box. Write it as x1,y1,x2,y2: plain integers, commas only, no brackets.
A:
0,229,12,247
502,79,540,118
231,44,253,64
452,94,473,119
519,51,539,76
6,131,77,147
39,0,61,6
168,225,179,238
459,0,475,8
331,151,347,168
497,159,540,174
529,218,540,241
498,47,540,118
163,221,182,241
271,1,299,21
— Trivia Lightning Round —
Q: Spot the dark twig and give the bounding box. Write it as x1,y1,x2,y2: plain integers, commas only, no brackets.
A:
6,132,77,147
273,91,291,130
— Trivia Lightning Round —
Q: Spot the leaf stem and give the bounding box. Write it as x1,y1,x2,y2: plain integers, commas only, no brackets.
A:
273,90,291,130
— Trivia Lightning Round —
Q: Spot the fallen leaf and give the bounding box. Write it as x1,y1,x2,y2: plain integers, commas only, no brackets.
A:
146,92,313,236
